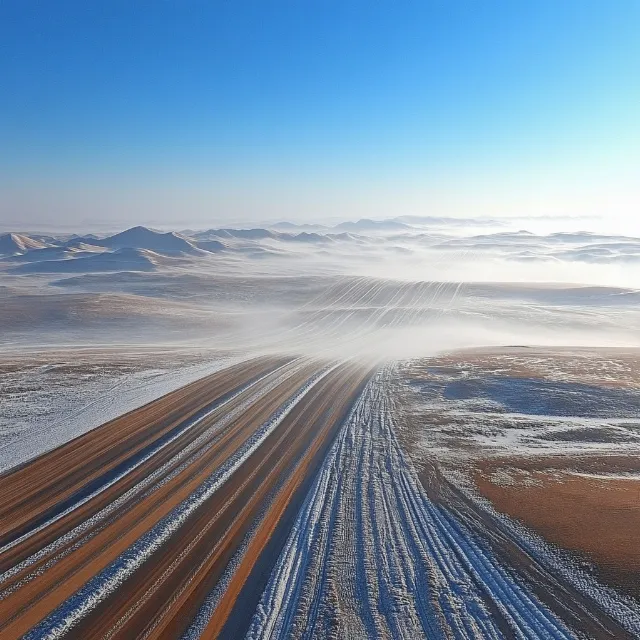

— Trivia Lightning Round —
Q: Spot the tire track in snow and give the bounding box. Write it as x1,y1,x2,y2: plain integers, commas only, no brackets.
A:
249,366,576,639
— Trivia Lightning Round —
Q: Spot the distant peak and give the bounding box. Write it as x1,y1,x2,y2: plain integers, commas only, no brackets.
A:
0,232,46,255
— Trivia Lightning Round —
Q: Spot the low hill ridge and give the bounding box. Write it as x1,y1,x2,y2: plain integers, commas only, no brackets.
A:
0,233,47,255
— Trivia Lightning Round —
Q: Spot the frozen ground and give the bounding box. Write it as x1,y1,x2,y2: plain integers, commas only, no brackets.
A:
2,221,640,637
395,348,640,633
2,347,639,637
397,348,640,466
0,348,238,473
250,368,578,639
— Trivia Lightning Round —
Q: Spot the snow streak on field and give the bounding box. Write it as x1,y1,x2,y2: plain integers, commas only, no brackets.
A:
0,354,238,473
250,367,574,640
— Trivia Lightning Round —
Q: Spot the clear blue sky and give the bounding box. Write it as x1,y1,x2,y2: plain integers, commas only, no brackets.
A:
1,1,639,226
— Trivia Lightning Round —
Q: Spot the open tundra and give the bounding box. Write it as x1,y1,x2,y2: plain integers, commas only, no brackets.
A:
1,353,639,639
1,221,640,638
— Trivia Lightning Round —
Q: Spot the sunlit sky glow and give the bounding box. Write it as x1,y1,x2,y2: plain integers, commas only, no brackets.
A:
1,1,639,228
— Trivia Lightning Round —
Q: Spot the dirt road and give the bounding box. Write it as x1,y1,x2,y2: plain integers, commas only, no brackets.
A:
0,356,373,639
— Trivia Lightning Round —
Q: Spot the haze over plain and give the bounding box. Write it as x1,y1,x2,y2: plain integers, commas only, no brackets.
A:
1,2,640,640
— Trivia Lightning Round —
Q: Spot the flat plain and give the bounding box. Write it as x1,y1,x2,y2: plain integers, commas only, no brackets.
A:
1,222,639,638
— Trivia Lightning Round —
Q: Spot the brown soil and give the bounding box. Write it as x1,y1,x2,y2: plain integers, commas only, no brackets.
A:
475,460,640,598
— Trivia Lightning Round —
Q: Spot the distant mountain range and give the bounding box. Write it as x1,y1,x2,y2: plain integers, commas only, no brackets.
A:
2,221,640,277
266,216,504,231
70,226,200,254
0,233,48,255
9,248,161,274
333,219,411,232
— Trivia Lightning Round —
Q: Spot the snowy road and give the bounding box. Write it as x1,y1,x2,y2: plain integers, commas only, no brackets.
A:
249,368,579,640
0,358,634,638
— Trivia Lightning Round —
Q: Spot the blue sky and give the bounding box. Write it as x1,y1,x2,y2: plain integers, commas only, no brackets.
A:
1,1,639,226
